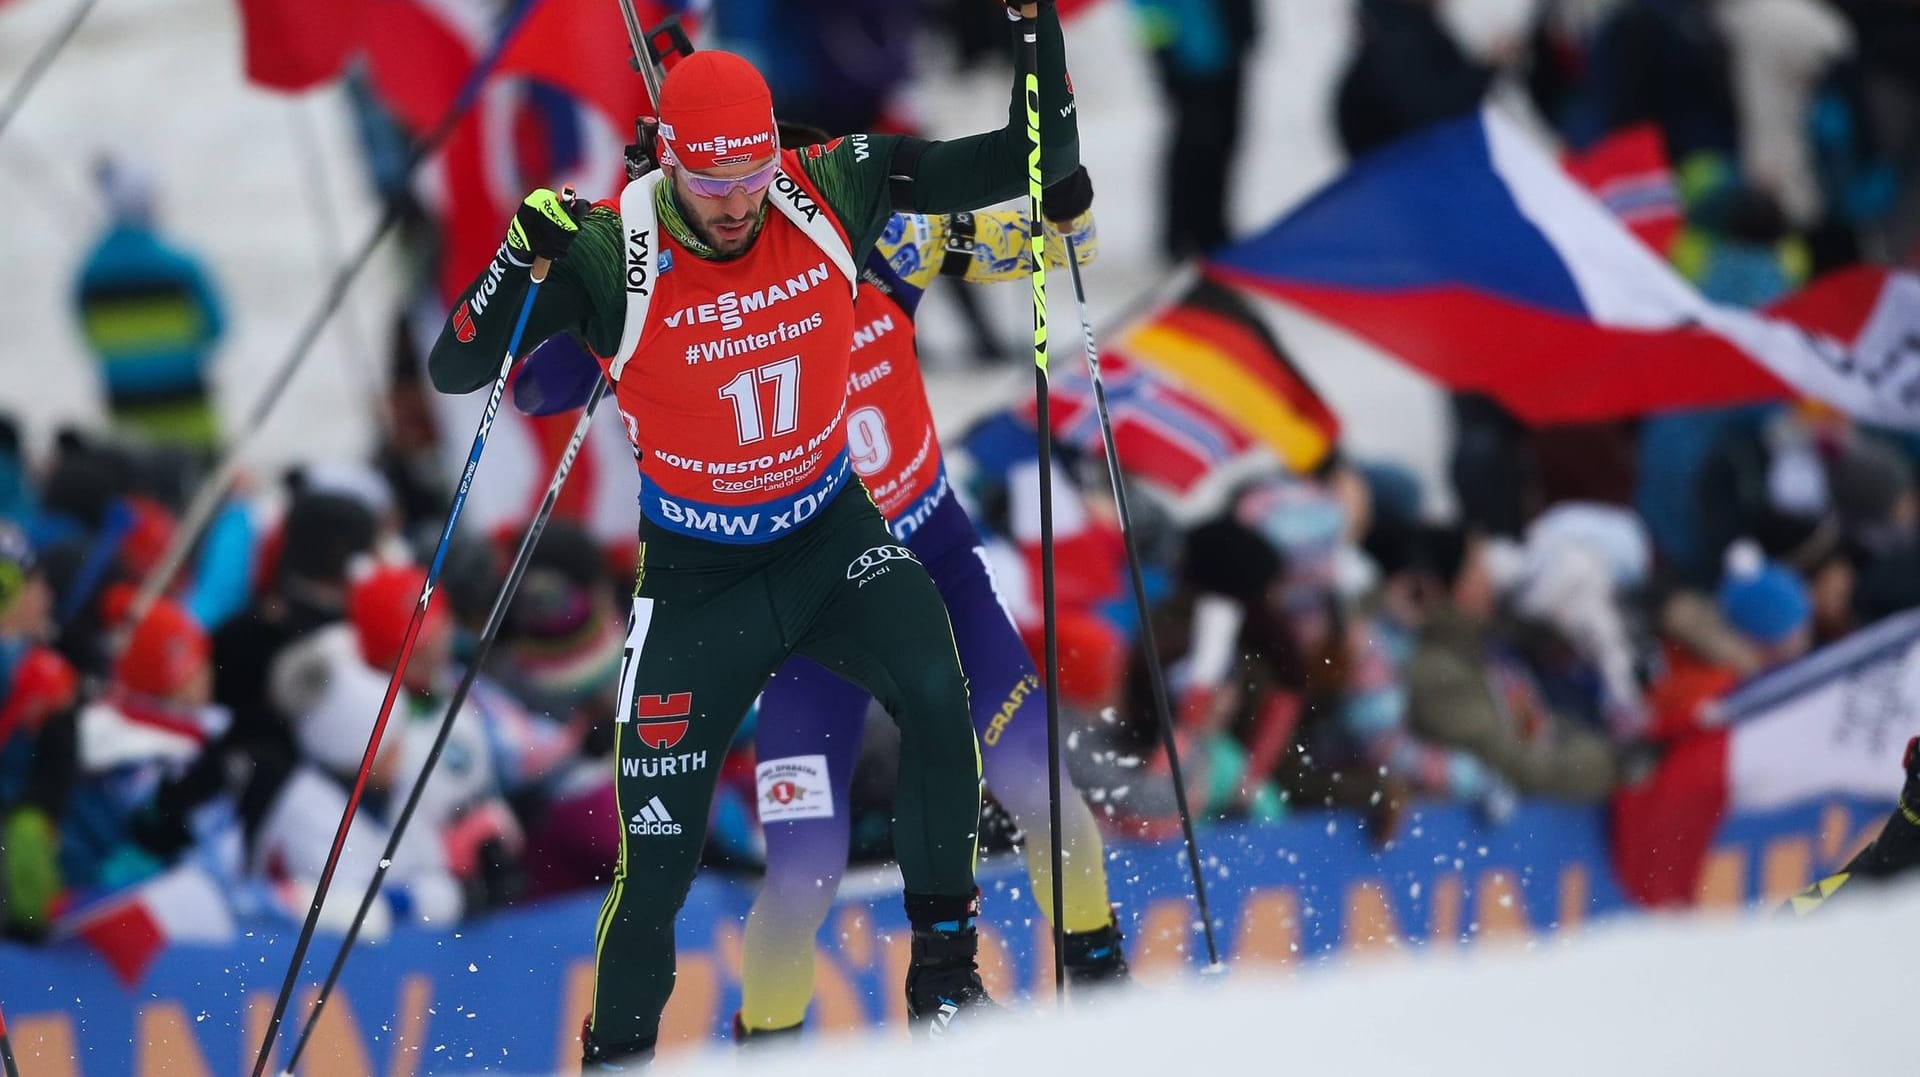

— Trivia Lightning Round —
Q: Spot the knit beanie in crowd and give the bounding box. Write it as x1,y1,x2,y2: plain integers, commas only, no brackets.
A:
1415,525,1471,593
654,51,778,171
1717,540,1812,647
103,585,210,700
504,522,625,703
1828,437,1914,539
277,492,378,590
1182,516,1282,606
1236,478,1346,609
349,563,447,672
40,438,129,530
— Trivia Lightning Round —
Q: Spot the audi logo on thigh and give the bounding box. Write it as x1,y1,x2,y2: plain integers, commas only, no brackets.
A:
847,544,917,580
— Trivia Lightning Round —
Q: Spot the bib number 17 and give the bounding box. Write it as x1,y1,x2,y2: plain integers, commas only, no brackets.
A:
718,357,800,445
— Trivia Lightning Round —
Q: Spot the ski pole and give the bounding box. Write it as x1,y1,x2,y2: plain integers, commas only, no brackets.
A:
247,253,555,1077
1063,233,1222,970
0,998,21,1077
281,377,608,1074
1017,3,1068,1001
0,0,100,143
112,0,545,657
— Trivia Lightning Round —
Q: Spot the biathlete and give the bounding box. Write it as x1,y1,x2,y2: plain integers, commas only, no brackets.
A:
427,2,1080,1065
515,146,1131,1041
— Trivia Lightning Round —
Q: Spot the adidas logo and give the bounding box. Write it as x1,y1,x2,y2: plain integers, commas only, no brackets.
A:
627,796,683,837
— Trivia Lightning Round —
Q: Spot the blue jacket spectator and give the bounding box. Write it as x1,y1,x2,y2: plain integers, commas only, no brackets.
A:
72,159,225,451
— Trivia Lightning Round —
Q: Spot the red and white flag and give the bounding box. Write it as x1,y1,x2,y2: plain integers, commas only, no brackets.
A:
1613,610,1920,906
57,865,237,986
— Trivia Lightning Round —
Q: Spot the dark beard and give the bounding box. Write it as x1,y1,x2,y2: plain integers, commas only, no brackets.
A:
686,204,768,259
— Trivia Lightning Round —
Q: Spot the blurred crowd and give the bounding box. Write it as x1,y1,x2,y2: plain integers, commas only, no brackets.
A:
4,0,1920,946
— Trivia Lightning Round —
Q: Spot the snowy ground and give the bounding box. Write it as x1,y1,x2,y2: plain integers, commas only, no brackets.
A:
649,882,1918,1077
0,0,1461,512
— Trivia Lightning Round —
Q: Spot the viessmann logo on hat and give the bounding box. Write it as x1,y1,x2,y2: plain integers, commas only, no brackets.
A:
683,131,771,156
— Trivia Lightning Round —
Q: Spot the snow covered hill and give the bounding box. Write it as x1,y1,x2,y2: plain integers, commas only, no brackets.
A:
658,882,1916,1077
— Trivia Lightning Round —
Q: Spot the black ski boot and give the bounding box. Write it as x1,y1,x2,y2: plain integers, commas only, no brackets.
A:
732,1013,805,1047
904,890,996,1037
1062,920,1131,989
581,1019,655,1070
1789,736,1920,915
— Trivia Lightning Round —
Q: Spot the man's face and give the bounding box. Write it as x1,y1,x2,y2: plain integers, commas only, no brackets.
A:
669,153,777,256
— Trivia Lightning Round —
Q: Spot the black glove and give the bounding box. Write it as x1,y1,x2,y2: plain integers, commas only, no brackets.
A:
505,187,583,267
1042,165,1093,223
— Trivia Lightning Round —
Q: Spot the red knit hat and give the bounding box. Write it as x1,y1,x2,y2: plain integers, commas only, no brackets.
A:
655,51,777,171
118,496,177,581
103,585,210,700
1020,611,1127,710
348,564,447,672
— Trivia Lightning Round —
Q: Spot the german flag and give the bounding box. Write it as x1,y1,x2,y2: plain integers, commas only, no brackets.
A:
1116,277,1342,474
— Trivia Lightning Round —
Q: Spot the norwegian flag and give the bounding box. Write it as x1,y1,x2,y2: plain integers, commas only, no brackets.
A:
1043,351,1262,498
1563,124,1682,257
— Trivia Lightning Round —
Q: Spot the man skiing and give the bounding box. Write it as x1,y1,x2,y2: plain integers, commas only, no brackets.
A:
737,157,1131,1037
513,141,1131,1039
426,2,1077,1066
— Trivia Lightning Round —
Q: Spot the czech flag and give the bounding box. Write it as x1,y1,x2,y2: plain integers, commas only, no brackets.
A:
1207,107,1920,430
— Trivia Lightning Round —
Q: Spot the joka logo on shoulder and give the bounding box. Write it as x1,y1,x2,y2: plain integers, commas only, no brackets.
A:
633,692,692,750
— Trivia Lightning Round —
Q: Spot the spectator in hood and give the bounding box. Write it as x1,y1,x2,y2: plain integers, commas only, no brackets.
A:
496,522,627,721
1358,519,1517,819
256,563,516,932
348,564,524,913
202,491,379,840
1649,541,1814,743
1234,480,1395,821
1616,544,1813,906
1489,503,1654,738
60,588,227,893
1110,514,1289,834
72,158,226,452
1405,525,1622,802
